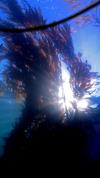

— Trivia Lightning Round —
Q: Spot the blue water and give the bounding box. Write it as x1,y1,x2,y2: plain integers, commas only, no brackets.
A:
0,94,23,156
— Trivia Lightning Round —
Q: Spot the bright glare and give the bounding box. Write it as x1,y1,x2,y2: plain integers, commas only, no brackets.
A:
77,99,88,111
90,78,96,85
58,62,89,113
58,62,75,110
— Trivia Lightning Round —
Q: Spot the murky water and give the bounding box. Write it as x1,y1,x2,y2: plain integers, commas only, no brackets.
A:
0,94,23,156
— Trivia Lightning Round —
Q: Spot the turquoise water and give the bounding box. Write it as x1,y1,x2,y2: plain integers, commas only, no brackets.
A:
0,95,23,156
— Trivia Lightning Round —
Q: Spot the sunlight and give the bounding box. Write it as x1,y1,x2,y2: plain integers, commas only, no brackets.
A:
58,62,75,111
77,99,88,111
58,61,89,114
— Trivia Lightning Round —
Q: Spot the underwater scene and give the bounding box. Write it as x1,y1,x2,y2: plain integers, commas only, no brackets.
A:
0,0,100,165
